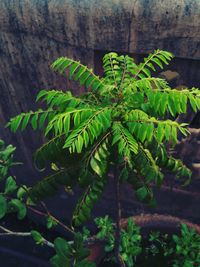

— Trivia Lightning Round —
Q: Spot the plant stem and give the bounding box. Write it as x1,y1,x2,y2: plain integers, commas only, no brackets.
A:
28,205,75,237
114,166,125,267
5,189,75,238
0,225,54,248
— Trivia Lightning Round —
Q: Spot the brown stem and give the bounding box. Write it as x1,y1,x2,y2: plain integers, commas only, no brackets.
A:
5,186,75,238
40,201,75,236
114,166,125,267
0,225,54,248
28,205,75,237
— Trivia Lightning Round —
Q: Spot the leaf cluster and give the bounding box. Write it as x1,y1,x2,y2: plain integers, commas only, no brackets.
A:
50,233,95,267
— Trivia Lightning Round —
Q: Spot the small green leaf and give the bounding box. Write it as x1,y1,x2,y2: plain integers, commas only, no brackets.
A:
164,124,171,141
69,63,80,79
0,195,7,219
50,255,69,267
151,58,163,69
156,124,165,142
146,123,154,142
4,176,18,194
90,157,102,177
39,112,48,129
76,135,84,153
36,90,47,102
21,113,31,130
17,186,28,200
31,230,44,245
171,126,178,144
11,115,23,132
135,187,148,201
160,93,168,115
8,199,26,220
189,95,197,112
31,113,39,130
47,216,58,229
138,123,147,142
54,237,71,258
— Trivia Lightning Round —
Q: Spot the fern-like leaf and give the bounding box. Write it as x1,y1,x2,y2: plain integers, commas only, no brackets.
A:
72,178,106,227
148,139,192,185
34,134,66,170
146,88,200,117
103,52,122,86
45,107,95,136
132,145,164,187
63,108,112,153
125,109,189,144
51,57,105,91
88,134,110,177
37,90,81,109
133,50,173,79
34,134,84,171
126,77,169,93
29,169,76,202
8,109,55,132
112,122,138,167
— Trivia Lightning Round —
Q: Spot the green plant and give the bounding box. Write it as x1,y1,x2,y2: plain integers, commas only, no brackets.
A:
172,224,200,267
0,139,93,266
6,50,200,265
95,216,142,266
143,224,200,267
0,140,27,220
0,139,16,179
147,231,172,257
50,233,95,267
95,215,115,252
120,218,142,266
94,217,200,267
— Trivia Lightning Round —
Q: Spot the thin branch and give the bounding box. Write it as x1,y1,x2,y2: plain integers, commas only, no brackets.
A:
119,57,128,91
28,205,74,236
40,201,75,236
0,225,54,248
8,178,75,237
133,50,161,79
0,225,12,233
114,165,124,267
28,206,47,217
0,232,31,236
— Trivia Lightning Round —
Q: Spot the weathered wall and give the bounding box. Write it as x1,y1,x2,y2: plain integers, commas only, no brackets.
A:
0,0,199,224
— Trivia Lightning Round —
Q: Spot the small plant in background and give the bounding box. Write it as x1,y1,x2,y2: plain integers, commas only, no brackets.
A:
0,140,27,221
119,218,142,266
95,217,200,267
0,139,94,266
93,217,200,267
0,139,16,179
172,224,200,267
50,233,96,267
2,49,200,266
147,231,172,257
95,217,142,266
